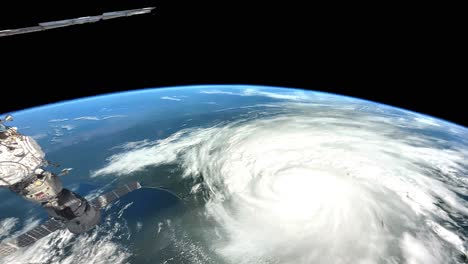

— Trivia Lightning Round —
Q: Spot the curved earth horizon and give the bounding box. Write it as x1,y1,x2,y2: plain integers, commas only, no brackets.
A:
0,85,467,264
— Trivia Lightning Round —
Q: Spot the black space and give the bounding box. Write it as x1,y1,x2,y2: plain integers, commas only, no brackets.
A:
0,1,465,126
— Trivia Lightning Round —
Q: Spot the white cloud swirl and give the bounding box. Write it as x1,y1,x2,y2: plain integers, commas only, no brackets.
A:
92,102,468,263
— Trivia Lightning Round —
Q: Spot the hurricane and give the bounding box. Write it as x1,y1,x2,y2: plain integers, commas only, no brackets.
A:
93,100,468,264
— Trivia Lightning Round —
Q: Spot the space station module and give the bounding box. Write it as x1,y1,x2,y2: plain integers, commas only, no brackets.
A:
0,116,100,234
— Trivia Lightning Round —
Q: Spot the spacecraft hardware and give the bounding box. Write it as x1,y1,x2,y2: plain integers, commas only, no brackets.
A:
0,7,155,37
0,116,141,257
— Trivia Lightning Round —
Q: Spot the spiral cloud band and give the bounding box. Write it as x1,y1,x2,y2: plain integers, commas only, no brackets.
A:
93,101,468,264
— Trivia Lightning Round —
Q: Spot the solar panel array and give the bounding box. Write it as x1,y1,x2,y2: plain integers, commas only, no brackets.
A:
93,181,141,209
0,218,64,256
0,181,141,257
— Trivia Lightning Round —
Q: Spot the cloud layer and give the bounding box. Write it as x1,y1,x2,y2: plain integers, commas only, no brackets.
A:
200,88,310,101
0,212,131,264
0,218,18,240
161,96,182,101
92,101,468,263
49,115,127,123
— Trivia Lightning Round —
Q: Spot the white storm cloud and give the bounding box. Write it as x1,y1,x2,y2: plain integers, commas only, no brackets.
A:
92,101,468,263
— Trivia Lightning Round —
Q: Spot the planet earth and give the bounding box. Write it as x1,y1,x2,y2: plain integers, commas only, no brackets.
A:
0,85,467,264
